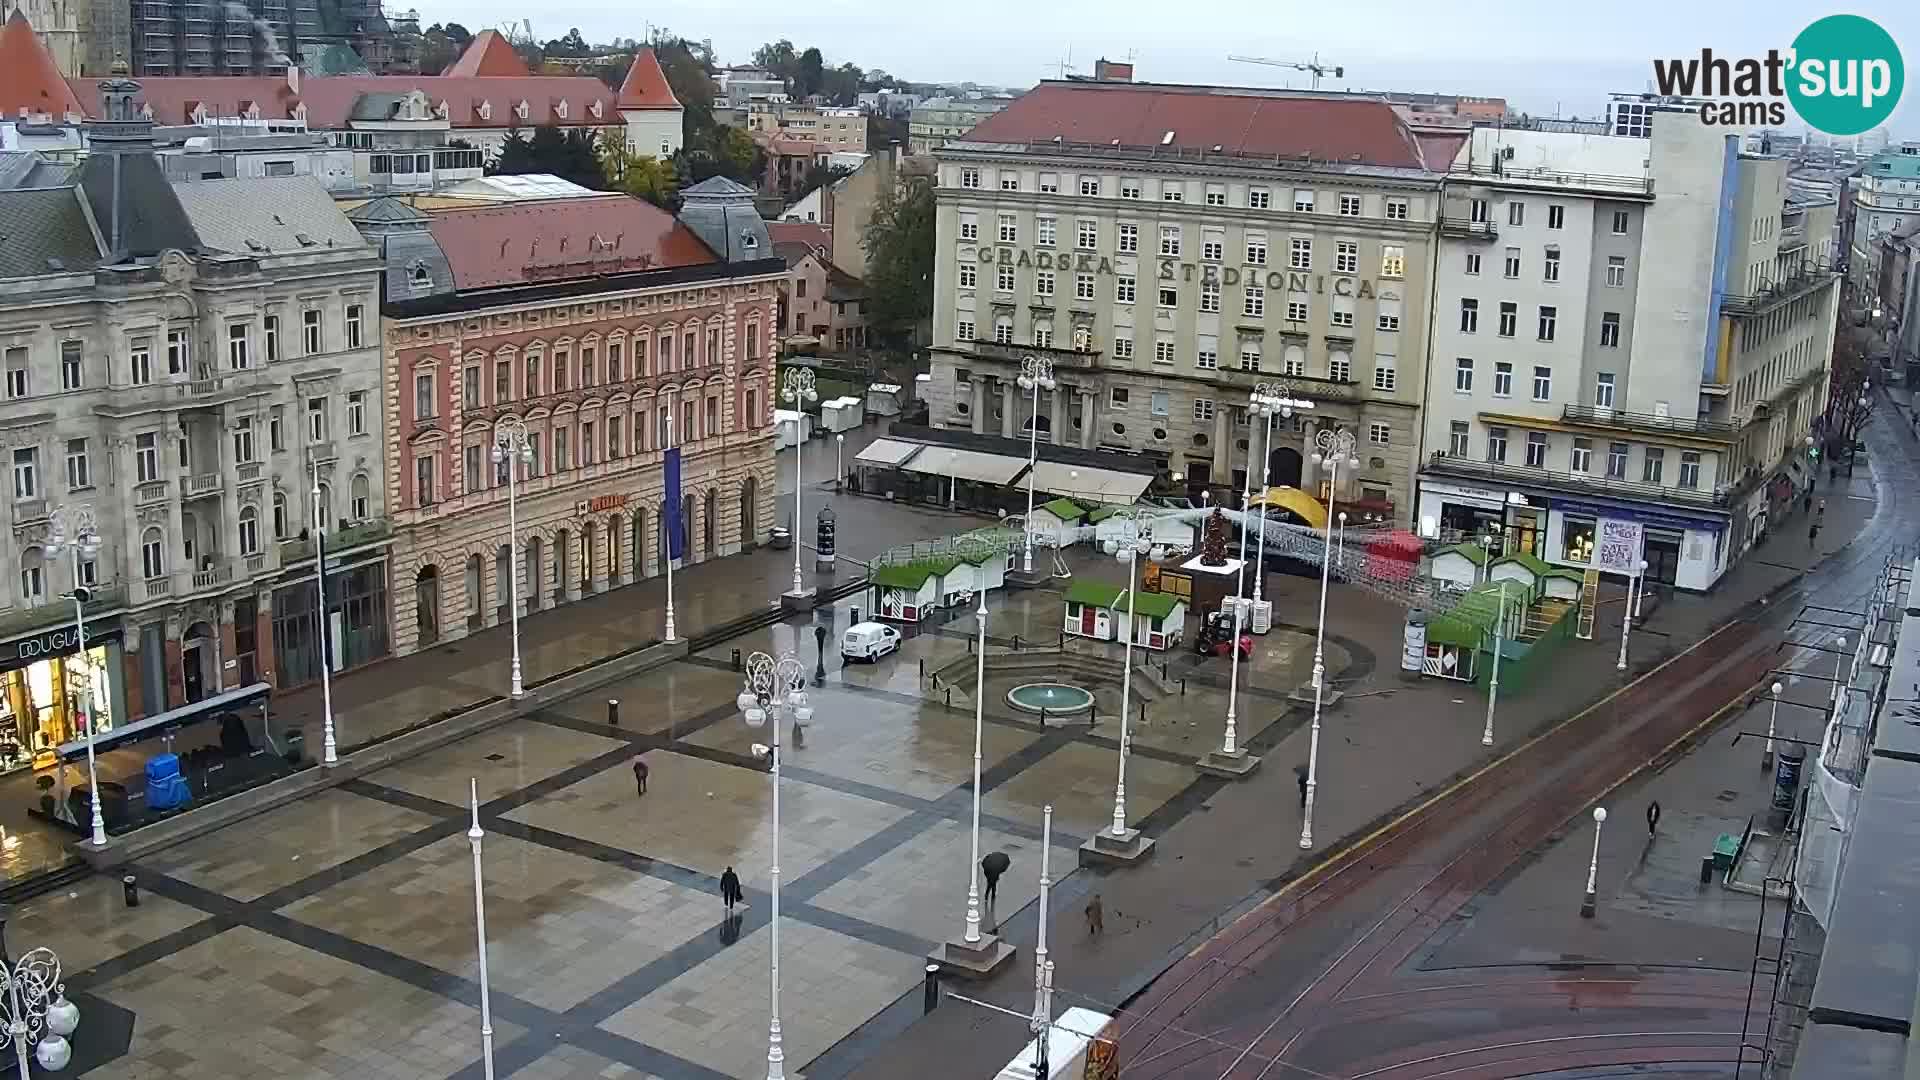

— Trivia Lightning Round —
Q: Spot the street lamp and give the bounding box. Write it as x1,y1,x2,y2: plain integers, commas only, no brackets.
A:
1301,426,1359,851
961,595,990,945
466,779,496,1080
0,943,77,1073
1483,579,1510,747
782,370,818,599
1101,519,1153,848
1027,804,1056,1078
1764,681,1783,769
46,505,105,847
1018,356,1056,574
1247,379,1313,605
307,453,339,765
1828,634,1849,718
834,433,845,493
1615,558,1648,673
1580,805,1608,918
1204,405,1264,775
738,650,809,1080
491,420,535,699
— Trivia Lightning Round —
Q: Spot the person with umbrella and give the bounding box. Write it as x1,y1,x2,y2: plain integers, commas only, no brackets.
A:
719,866,744,914
981,850,1011,929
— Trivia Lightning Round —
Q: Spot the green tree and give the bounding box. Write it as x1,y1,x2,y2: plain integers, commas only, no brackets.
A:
752,39,797,78
795,47,825,97
600,141,679,208
491,125,605,190
653,37,717,141
862,174,936,351
542,27,589,57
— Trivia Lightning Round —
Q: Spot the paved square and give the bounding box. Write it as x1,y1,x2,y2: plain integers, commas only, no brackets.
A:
984,740,1194,836
10,873,209,977
96,925,529,1080
141,788,441,901
546,663,745,736
365,719,626,807
281,832,718,1013
599,918,915,1080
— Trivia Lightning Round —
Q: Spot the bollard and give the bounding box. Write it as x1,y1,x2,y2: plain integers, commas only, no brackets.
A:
1139,701,1147,725
1161,661,1169,679
1059,631,1066,649
1039,707,1048,728
1014,634,1022,651
607,699,620,727
923,963,943,1014
123,874,140,908
731,648,742,672
1181,678,1187,696
968,635,974,654
918,657,925,680
945,688,952,709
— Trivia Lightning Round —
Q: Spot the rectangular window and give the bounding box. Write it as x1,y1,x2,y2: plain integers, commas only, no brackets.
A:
1595,373,1616,408
607,342,622,381
1373,353,1396,391
1033,324,1053,348
307,396,329,441
1449,421,1470,456
1079,176,1099,197
1243,284,1265,318
1642,447,1664,484
1611,210,1630,234
959,216,978,241
1525,431,1548,467
1486,426,1508,463
1076,273,1095,301
60,340,83,389
136,433,158,482
1289,236,1312,269
1455,357,1473,392
465,443,485,492
1293,189,1314,213
1245,237,1267,265
582,420,597,464
1120,178,1142,199
1204,184,1226,207
463,366,481,410
1330,299,1354,328
1381,244,1404,278
1503,247,1521,278
996,266,1015,292
1193,398,1216,421
1154,341,1175,365
1497,302,1517,337
1532,365,1552,401
1248,187,1271,210
1338,193,1362,217
1196,347,1218,370
1493,361,1513,397
1109,386,1129,411
956,320,975,341
1200,279,1221,313
415,454,435,506
4,349,27,398
270,407,283,451
1036,216,1055,246
1158,286,1178,308
998,213,1017,243
263,315,279,362
346,304,364,349
1000,173,1020,191
1546,204,1564,229
993,320,1013,344
302,308,321,353
129,338,153,385
1537,306,1557,341
1464,252,1481,275
65,437,90,489
1287,298,1309,322
167,330,191,374
12,447,37,499
232,417,254,463
1459,298,1479,333
1571,438,1592,473
1369,422,1391,445
1543,247,1561,282
1117,223,1138,253
1606,256,1627,287
960,167,980,189
1240,345,1261,372
1335,241,1358,274
1116,275,1136,304
554,427,570,470
1159,225,1181,257
1607,442,1629,479
608,414,623,458
1470,198,1489,223
1077,219,1098,249
1035,271,1054,297
495,359,512,403
1599,313,1620,348
1679,451,1701,489
1385,197,1409,220
1329,353,1351,382
226,323,250,369
1161,181,1183,203
414,371,434,420
1150,391,1170,417
1507,201,1525,226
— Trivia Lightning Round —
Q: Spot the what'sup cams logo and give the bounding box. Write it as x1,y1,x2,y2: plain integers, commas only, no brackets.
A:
1651,14,1904,135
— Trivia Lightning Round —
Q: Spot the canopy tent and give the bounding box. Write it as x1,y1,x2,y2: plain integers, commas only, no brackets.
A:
1026,460,1155,505
852,437,925,467
1248,486,1329,530
901,446,1028,485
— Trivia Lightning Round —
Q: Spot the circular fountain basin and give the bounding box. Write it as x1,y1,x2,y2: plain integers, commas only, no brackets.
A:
1006,682,1095,716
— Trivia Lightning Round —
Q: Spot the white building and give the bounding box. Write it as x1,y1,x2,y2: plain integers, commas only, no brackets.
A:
1417,118,1839,591
924,80,1453,516
0,74,390,761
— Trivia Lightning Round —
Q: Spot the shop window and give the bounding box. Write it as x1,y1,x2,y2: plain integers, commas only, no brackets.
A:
1562,517,1596,563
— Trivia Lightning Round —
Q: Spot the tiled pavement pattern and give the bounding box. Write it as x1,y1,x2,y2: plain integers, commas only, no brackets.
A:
28,587,1376,1080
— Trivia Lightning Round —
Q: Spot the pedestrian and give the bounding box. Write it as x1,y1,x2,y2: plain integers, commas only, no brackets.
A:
1085,893,1105,937
1803,490,1814,516
1646,800,1662,838
981,850,1010,927
1809,521,1821,547
719,866,744,913
1295,764,1309,808
631,755,649,797
1818,499,1827,519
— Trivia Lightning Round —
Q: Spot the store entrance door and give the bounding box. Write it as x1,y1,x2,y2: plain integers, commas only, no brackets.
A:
1644,530,1682,587
182,620,214,703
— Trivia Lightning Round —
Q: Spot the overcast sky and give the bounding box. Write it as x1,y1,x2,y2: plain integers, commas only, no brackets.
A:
422,0,1918,137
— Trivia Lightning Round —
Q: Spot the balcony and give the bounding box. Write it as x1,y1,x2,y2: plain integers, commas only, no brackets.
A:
949,339,1102,370
1779,222,1807,251
0,584,126,638
1423,451,1734,510
1722,262,1838,316
277,516,393,562
236,462,263,486
1438,216,1498,241
183,472,224,498
138,576,172,602
135,481,170,506
1560,404,1739,440
460,367,734,425
244,553,267,575
191,562,233,590
1447,160,1655,198
11,498,48,524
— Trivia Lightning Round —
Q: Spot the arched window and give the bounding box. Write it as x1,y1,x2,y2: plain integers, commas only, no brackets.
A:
238,505,259,556
272,491,288,538
315,482,333,529
18,547,45,603
350,473,371,521
141,527,166,579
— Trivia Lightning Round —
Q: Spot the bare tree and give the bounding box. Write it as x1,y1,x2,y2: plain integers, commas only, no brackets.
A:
1823,334,1876,457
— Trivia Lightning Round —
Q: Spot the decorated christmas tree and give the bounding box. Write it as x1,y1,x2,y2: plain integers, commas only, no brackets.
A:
1199,507,1230,566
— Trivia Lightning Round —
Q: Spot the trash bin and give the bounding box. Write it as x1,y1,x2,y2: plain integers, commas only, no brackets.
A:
770,525,792,551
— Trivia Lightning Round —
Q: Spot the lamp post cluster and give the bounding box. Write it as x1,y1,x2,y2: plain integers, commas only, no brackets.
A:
782,370,819,600
1018,356,1056,575
45,506,106,847
1246,380,1311,606
1300,426,1358,850
0,939,79,1074
738,650,810,1080
1615,558,1649,673
1101,520,1154,847
492,419,535,698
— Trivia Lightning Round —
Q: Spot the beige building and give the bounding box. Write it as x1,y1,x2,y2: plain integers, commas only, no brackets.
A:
923,80,1448,516
909,96,1013,156
746,101,867,152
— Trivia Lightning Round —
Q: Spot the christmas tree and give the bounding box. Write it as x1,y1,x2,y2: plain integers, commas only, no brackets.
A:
1199,507,1229,566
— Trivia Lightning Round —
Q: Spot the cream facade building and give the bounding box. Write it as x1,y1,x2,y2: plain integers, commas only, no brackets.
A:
923,80,1446,517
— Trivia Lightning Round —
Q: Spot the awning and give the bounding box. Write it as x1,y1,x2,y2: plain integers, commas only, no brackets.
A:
58,681,272,763
1026,460,1153,505
853,438,924,467
1249,486,1329,530
902,446,1028,485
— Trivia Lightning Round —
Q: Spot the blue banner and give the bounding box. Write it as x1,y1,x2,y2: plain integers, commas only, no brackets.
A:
664,447,685,560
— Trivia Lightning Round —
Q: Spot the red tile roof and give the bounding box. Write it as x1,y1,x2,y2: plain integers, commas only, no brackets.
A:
0,11,84,121
962,81,1430,170
425,195,717,291
617,47,679,111
62,73,618,130
768,221,830,250
442,30,529,78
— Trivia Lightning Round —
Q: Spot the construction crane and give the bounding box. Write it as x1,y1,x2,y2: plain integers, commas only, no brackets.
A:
1228,53,1345,90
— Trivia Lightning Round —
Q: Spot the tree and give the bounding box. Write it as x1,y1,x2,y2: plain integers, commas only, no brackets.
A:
654,37,717,140
795,47,825,98
419,21,471,74
1199,508,1229,566
862,174,936,351
600,141,678,208
679,124,761,186
1824,333,1877,454
752,39,797,75
491,125,605,190
543,27,589,58
798,162,854,198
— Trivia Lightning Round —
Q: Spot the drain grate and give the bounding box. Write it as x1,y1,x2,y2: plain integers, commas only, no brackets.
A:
1716,789,1740,802
485,753,507,762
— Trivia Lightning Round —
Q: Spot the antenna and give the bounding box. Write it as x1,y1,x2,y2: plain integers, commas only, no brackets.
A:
1227,52,1346,91
1047,45,1079,81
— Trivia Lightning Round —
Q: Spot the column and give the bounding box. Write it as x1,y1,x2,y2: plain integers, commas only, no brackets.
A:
1302,419,1319,495
1080,392,1095,450
972,380,988,435
1050,388,1066,446
1001,380,1016,438
1212,405,1231,487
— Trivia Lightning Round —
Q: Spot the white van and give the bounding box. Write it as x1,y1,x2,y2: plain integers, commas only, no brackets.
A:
841,622,902,662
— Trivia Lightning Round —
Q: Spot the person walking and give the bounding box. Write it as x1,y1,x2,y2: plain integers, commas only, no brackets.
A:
1818,499,1827,520
1295,764,1309,808
1085,893,1105,937
1809,520,1821,548
631,755,650,797
719,866,744,913
981,850,1010,930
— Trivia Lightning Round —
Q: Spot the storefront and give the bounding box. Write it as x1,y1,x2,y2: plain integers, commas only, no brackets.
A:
1415,481,1541,557
0,618,126,775
1544,498,1730,591
271,556,390,689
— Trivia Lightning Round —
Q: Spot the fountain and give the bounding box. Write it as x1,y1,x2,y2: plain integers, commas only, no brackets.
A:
1006,682,1096,717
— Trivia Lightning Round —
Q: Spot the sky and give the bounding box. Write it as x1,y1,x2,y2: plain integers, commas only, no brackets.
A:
420,0,1920,139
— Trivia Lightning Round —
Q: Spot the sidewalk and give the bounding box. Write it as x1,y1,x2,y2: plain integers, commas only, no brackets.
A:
821,435,1891,1080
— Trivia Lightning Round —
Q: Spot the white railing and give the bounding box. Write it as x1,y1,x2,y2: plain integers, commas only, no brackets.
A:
191,562,233,589
184,472,223,496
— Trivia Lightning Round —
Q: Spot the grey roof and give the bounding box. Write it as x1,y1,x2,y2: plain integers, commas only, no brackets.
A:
349,93,411,122
680,176,757,198
678,176,770,263
345,196,431,225
77,151,201,258
0,186,101,279
171,176,366,256
0,152,76,191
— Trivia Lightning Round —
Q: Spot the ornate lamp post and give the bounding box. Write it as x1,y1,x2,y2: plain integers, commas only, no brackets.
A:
0,944,77,1073
466,779,496,1080
738,650,810,1080
1092,518,1153,860
962,595,989,944
491,419,534,699
1200,409,1262,777
46,506,106,846
304,454,340,764
1763,681,1783,770
782,370,819,600
1017,356,1056,574
1580,806,1608,917
1300,427,1358,851
1483,579,1510,747
1027,804,1056,1078
1615,558,1648,673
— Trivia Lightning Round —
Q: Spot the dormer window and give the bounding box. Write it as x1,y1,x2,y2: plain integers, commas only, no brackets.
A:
554,99,569,121
435,100,449,119
408,261,432,294
589,100,604,119
741,231,759,251
476,100,492,121
189,102,208,124
515,100,529,121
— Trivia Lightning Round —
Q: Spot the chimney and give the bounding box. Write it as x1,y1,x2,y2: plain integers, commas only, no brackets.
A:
287,64,300,95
